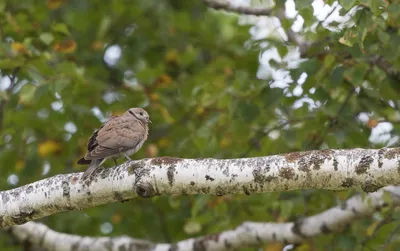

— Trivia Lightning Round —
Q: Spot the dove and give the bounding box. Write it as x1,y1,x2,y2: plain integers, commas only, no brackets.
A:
77,107,151,180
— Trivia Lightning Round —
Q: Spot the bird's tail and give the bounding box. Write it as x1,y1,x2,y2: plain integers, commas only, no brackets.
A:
81,159,102,180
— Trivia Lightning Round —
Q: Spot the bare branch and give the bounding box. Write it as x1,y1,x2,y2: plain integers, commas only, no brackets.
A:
9,185,400,251
203,0,273,16
1,147,400,228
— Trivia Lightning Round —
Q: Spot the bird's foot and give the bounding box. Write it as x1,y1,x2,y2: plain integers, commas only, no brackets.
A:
125,155,132,161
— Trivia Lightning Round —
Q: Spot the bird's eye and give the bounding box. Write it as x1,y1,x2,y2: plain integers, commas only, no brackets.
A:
139,112,143,116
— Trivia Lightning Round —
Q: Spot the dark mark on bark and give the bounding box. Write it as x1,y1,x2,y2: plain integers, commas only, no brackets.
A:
100,167,112,179
135,183,156,198
62,180,70,199
11,206,35,225
190,181,196,186
243,186,250,195
333,158,338,171
203,233,220,241
361,180,381,193
292,219,307,238
340,201,348,211
341,178,354,188
222,166,230,177
298,158,309,172
181,189,188,195
384,147,400,160
320,223,331,234
352,207,358,214
397,160,400,174
71,242,79,251
167,165,176,186
256,234,262,242
224,239,232,249
279,167,295,180
127,161,143,176
205,175,214,181
103,239,113,250
272,232,277,241
355,156,373,175
151,156,182,166
284,151,310,162
253,166,266,184
26,185,33,194
168,244,179,251
114,191,123,202
310,153,328,170
378,148,385,168
201,187,210,194
216,186,225,196
2,193,10,203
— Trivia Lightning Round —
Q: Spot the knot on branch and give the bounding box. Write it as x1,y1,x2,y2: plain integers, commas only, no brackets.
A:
135,182,156,198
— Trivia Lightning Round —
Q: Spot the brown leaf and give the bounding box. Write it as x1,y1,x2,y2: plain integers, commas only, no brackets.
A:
53,39,77,53
48,0,68,9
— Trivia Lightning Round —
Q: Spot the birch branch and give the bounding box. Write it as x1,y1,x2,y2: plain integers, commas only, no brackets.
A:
1,147,400,228
9,185,400,251
202,0,273,16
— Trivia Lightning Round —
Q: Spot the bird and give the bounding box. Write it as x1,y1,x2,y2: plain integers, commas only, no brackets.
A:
77,107,151,180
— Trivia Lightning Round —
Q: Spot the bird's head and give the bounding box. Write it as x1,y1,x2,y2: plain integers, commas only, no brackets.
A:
126,107,151,124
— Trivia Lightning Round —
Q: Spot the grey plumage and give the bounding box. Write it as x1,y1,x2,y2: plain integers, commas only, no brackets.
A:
77,107,150,180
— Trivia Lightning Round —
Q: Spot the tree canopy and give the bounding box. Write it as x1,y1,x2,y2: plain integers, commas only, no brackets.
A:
1,0,400,250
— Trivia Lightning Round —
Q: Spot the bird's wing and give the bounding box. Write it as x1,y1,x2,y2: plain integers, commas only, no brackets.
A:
85,116,145,160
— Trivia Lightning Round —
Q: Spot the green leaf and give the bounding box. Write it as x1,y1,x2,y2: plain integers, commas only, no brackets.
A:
19,84,37,105
97,16,112,39
52,23,70,35
339,0,357,10
0,58,25,69
39,33,54,45
344,63,369,86
277,45,288,58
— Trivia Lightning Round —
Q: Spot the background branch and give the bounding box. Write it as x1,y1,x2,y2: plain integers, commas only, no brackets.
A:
203,0,273,16
9,185,400,251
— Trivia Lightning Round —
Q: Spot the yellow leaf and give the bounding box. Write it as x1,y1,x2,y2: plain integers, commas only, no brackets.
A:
145,144,158,158
91,40,104,51
220,135,232,148
11,42,28,55
158,138,169,148
15,160,24,172
366,221,380,236
19,85,37,105
111,214,123,224
154,104,174,124
196,106,204,115
53,39,77,53
38,140,62,157
155,74,173,88
47,0,67,9
149,93,160,101
165,49,178,64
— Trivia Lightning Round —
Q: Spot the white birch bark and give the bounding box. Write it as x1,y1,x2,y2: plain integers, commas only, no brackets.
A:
1,147,400,228
9,185,400,251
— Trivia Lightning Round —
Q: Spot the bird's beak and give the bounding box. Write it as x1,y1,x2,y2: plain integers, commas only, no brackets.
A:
147,118,152,124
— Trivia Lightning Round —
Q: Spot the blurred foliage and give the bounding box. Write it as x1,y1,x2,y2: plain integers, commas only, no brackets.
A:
0,0,400,250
